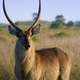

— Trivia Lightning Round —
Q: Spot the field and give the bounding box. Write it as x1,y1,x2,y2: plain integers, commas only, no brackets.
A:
0,22,80,80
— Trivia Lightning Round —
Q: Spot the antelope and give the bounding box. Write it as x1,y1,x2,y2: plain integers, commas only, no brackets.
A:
3,0,71,80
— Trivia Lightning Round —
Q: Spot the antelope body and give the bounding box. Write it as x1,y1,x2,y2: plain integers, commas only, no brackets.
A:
3,0,71,80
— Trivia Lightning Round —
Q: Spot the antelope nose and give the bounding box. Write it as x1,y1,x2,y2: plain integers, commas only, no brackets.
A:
25,45,30,49
27,45,30,48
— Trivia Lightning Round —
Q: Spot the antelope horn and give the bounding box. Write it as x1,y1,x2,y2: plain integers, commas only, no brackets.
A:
3,0,22,32
27,0,41,31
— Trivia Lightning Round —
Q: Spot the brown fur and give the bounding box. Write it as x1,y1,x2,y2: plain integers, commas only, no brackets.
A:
21,39,71,80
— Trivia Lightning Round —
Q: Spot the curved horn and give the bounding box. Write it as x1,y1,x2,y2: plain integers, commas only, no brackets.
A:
3,0,22,32
27,0,41,31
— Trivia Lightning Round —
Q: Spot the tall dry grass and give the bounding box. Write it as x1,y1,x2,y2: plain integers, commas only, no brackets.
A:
0,27,80,80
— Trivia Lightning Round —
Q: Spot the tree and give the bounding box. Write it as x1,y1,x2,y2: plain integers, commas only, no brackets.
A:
50,21,56,28
51,15,65,28
55,15,65,28
32,13,38,20
66,21,74,27
74,21,80,27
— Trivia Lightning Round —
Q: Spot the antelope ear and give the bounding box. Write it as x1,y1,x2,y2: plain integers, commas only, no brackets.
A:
32,24,41,35
8,25,23,37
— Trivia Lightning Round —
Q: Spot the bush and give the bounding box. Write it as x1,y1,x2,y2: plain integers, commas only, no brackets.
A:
32,35,39,41
54,32,68,37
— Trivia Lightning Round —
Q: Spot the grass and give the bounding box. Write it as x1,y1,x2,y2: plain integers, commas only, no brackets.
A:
54,31,68,37
0,32,12,41
0,25,80,80
32,35,39,41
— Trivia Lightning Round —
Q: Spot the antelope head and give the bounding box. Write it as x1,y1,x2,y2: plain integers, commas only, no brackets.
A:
3,0,41,49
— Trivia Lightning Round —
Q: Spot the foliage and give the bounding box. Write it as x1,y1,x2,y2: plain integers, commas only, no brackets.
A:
32,35,39,41
54,32,68,37
74,21,80,27
51,15,65,28
66,21,74,27
32,13,38,20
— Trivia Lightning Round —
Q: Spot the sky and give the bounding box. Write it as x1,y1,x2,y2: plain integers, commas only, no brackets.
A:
0,0,80,23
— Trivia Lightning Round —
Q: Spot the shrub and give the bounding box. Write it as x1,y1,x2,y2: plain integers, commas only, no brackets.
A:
32,35,39,41
54,32,68,37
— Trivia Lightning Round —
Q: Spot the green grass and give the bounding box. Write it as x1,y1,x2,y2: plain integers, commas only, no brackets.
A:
0,32,12,41
54,31,68,37
32,35,39,41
